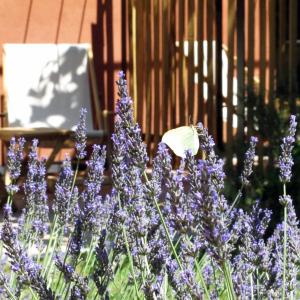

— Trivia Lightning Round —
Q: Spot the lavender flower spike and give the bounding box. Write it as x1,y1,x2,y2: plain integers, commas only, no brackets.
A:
75,107,88,160
241,136,258,185
279,115,297,183
6,137,25,194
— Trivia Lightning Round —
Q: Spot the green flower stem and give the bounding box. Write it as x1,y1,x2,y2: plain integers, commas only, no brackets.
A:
41,215,59,274
184,237,211,300
143,172,183,270
222,261,236,300
54,159,80,296
250,274,254,300
282,183,287,300
256,269,260,299
117,195,141,299
228,184,244,215
194,258,211,299
81,236,97,275
2,281,17,300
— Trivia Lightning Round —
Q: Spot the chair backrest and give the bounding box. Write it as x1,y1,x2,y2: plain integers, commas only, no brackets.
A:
2,43,99,131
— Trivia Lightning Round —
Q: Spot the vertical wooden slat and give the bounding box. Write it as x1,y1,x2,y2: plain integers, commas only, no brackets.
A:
178,0,185,125
145,0,151,155
268,0,276,169
258,0,266,171
236,0,245,171
278,0,287,98
131,0,137,120
162,0,169,133
247,0,254,136
268,0,275,103
187,0,195,123
215,0,223,148
206,0,214,132
259,0,266,99
153,0,160,145
197,0,204,124
170,0,176,129
227,0,235,164
289,0,297,113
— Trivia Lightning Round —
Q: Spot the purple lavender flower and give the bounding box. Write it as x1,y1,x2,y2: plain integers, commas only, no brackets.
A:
112,71,148,174
81,145,106,233
185,153,234,264
0,271,16,299
55,255,89,297
92,229,112,297
53,155,76,227
6,137,25,194
279,115,297,183
69,217,83,260
195,122,225,192
23,140,49,237
75,107,88,160
232,202,271,298
0,209,54,299
240,136,258,185
266,202,300,298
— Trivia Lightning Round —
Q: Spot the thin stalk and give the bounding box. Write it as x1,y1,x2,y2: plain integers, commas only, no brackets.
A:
53,159,80,296
212,259,220,299
28,287,39,300
2,281,17,300
184,237,211,300
222,261,236,300
143,172,183,270
256,269,260,299
282,183,287,300
118,195,141,299
228,184,244,215
80,236,98,275
41,215,59,273
250,274,254,300
194,258,211,300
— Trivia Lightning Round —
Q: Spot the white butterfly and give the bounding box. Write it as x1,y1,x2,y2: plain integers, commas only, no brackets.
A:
162,125,200,158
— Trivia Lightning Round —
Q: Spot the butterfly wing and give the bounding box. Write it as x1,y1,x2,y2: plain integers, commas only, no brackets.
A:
162,126,199,158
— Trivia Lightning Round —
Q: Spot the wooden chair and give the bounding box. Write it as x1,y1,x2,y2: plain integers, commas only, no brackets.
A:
0,43,108,183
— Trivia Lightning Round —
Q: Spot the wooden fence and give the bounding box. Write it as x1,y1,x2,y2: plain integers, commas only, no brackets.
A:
0,0,299,167
125,0,300,166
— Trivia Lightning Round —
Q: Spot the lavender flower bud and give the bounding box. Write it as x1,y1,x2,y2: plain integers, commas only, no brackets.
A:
195,122,225,191
23,141,49,237
241,136,258,185
6,137,25,194
279,194,292,206
279,115,297,183
53,155,75,227
1,215,54,299
75,107,87,160
7,137,25,181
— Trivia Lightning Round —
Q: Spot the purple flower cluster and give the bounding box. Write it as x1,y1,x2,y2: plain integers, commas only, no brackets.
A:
266,201,300,298
75,107,88,160
241,136,258,185
0,205,54,299
279,115,297,183
53,155,77,228
6,137,25,194
23,139,49,237
1,72,300,299
196,122,225,192
232,201,272,298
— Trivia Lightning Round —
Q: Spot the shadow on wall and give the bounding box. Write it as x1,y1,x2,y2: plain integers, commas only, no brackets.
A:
4,44,93,130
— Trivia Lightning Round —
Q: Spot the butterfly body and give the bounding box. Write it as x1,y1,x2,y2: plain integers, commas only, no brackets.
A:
162,125,199,158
